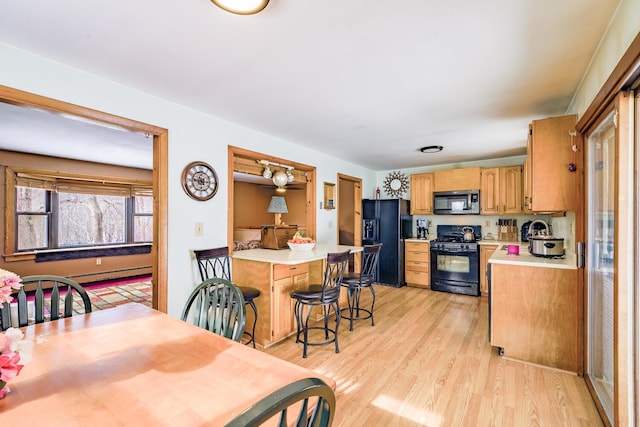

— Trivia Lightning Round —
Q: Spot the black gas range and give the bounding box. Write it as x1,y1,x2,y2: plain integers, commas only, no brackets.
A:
430,225,481,296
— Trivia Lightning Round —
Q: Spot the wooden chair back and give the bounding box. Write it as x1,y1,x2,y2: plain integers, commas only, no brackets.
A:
180,278,246,342
0,275,92,331
224,377,335,427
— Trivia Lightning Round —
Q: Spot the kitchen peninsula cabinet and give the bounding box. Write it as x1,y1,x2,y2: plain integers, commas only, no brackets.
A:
480,166,522,215
524,114,580,213
489,255,580,374
232,244,362,348
410,173,433,214
405,240,430,288
272,263,309,341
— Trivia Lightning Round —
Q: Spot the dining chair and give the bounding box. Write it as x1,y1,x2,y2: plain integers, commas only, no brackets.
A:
180,278,246,342
340,243,382,331
193,247,261,347
0,274,92,331
290,250,350,358
224,377,335,427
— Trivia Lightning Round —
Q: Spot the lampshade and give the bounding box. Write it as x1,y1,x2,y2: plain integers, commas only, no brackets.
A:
267,196,288,213
210,0,269,15
267,195,287,225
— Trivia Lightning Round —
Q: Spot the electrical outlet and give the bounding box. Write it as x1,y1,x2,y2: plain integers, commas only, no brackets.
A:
485,220,491,227
328,220,333,229
427,220,432,227
96,258,102,265
195,222,204,236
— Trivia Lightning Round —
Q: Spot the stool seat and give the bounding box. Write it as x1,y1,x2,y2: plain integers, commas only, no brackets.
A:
240,286,261,301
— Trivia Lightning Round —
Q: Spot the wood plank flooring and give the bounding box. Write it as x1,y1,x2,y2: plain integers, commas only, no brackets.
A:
262,285,603,426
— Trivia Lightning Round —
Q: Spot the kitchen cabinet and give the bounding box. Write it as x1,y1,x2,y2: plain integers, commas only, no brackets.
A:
433,167,481,192
480,166,522,215
524,114,580,212
490,262,581,374
232,258,322,347
272,263,309,342
479,244,498,295
405,241,430,288
410,173,433,214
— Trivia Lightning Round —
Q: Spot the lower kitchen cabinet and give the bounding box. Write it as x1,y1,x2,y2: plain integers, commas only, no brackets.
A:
405,241,430,288
232,258,322,348
490,262,581,374
479,244,498,296
272,263,309,342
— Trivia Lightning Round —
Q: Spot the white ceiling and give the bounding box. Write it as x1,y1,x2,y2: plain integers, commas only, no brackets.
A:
0,0,621,171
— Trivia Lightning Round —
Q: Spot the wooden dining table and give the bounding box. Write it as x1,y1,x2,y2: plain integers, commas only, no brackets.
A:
0,303,335,425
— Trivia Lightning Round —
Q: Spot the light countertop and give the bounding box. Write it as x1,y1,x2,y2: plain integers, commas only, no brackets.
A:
232,244,362,265
489,243,576,270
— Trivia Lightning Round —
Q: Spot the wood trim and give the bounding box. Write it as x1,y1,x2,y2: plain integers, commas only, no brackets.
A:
154,130,169,312
613,90,635,426
576,32,640,133
0,86,165,135
0,84,168,313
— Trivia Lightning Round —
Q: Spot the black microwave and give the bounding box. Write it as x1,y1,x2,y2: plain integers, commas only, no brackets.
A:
433,190,480,215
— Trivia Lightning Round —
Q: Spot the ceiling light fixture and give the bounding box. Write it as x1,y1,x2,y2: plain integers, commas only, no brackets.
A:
211,0,269,15
262,166,272,179
272,170,289,192
420,145,444,153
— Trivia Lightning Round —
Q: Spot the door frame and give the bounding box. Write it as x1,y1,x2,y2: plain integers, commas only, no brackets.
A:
337,173,362,270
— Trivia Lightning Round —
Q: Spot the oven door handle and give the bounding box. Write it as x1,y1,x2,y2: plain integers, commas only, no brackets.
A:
433,250,477,256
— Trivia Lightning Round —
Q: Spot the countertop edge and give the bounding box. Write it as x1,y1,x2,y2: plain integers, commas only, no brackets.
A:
489,244,577,270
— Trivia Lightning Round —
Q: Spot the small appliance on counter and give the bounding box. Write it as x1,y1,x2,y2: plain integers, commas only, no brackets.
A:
525,220,565,258
416,219,428,239
520,220,551,242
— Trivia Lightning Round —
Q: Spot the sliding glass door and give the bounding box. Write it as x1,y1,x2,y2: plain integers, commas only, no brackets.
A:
585,108,615,424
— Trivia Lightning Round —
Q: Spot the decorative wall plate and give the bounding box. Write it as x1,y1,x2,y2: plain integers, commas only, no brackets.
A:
383,171,409,198
181,161,218,201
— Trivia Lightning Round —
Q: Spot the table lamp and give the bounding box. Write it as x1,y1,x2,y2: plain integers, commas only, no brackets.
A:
267,196,288,225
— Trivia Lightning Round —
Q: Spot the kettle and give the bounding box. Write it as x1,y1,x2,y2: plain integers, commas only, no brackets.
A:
462,226,475,242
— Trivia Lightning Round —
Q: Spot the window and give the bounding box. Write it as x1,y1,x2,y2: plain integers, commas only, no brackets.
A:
8,168,153,254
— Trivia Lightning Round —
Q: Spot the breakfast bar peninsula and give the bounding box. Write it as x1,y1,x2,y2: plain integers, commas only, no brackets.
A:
232,244,362,348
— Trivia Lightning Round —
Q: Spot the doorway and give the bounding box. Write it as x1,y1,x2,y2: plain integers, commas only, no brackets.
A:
337,173,362,270
0,85,168,312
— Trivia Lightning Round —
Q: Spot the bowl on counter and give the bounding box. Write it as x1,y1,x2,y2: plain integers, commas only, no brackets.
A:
287,242,316,251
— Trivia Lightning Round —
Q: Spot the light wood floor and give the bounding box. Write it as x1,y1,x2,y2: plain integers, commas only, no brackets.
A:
262,285,603,426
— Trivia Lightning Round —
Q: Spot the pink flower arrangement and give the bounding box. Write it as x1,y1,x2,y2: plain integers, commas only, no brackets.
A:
0,268,29,398
0,268,22,305
0,327,32,398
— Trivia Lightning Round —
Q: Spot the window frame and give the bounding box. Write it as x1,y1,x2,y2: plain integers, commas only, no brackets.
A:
5,166,153,259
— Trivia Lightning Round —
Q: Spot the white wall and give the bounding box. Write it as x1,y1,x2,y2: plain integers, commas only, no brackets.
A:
567,0,640,117
0,43,376,317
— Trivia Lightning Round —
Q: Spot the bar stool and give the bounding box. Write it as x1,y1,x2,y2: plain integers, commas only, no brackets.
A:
340,243,382,331
290,250,350,358
193,247,260,347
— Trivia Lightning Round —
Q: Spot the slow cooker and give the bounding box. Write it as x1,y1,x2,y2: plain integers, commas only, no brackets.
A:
528,236,565,258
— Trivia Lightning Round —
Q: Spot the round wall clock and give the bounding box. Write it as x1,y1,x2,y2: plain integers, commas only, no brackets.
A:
181,161,219,201
383,171,409,198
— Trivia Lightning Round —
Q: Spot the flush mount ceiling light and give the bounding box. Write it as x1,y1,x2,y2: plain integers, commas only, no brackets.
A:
210,0,270,15
420,145,444,153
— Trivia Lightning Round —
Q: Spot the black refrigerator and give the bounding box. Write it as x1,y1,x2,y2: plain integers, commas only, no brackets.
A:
362,199,413,287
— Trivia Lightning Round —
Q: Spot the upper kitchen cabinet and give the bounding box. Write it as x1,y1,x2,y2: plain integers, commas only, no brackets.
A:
480,165,522,215
524,115,580,213
433,167,481,192
410,173,433,214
